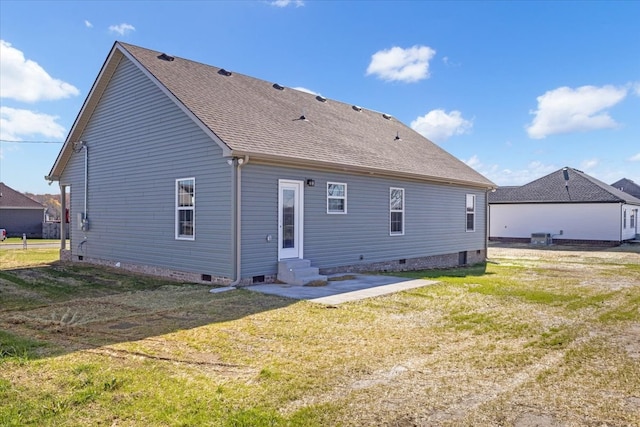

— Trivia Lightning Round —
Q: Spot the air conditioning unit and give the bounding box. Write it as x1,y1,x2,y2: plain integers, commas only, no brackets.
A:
531,232,551,245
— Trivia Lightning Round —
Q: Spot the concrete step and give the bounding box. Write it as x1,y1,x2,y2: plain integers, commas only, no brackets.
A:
277,259,327,285
278,258,311,271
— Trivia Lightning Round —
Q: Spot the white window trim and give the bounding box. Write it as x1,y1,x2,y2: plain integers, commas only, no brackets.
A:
327,182,347,214
175,177,195,240
390,187,405,236
466,194,476,232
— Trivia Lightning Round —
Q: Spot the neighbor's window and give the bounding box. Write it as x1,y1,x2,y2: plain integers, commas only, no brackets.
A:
631,210,636,229
176,178,195,240
623,210,627,229
466,194,476,232
390,187,404,235
327,182,347,214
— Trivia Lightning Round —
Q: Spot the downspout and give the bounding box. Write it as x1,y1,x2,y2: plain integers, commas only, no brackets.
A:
620,203,623,243
225,156,249,288
485,188,494,260
59,184,66,251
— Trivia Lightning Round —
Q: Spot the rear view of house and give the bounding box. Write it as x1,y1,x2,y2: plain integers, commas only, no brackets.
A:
46,42,495,285
489,167,640,245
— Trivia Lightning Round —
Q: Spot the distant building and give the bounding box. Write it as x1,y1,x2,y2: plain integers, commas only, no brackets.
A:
0,182,46,238
489,168,640,245
611,178,640,199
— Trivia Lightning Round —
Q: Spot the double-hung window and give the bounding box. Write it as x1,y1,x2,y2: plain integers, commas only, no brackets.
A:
466,194,476,232
176,178,195,240
390,187,404,235
327,182,347,214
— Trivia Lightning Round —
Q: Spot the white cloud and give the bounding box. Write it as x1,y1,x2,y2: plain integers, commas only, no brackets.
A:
84,20,93,28
466,156,558,186
632,82,640,97
292,87,319,96
465,155,481,169
580,158,599,171
499,161,559,185
366,45,436,83
0,106,66,141
410,109,472,143
0,40,80,103
270,0,304,7
526,85,628,139
442,56,460,67
629,153,640,162
470,157,639,187
108,23,136,36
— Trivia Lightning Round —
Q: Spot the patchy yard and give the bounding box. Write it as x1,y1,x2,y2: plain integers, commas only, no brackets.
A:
1,244,639,426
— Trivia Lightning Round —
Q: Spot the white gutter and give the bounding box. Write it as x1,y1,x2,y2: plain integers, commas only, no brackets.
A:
220,155,249,289
485,188,496,258
620,203,623,243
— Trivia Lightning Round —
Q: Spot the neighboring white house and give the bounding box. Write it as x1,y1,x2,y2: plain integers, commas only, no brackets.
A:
489,167,640,245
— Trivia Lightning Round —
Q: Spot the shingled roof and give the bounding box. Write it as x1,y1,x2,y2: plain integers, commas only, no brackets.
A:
49,42,494,189
611,178,640,199
0,183,45,209
489,168,640,205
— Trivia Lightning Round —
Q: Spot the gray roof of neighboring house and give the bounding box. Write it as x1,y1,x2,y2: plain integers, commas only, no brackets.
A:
48,42,494,189
489,167,640,205
0,182,45,209
611,178,640,199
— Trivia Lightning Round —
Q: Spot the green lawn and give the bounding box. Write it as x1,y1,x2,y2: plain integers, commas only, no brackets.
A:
1,245,639,426
1,238,66,245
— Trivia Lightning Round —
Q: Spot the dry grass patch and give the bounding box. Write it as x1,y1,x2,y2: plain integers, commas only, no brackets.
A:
1,244,639,425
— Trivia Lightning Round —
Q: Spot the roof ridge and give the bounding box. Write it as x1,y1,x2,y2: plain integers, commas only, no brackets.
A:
50,42,496,188
118,42,399,122
573,169,639,203
0,182,46,208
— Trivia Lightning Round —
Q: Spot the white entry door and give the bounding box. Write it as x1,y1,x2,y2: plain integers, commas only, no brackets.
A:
278,180,304,260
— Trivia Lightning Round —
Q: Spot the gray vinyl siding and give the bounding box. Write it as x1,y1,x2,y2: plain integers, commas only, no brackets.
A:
60,57,233,278
0,209,44,237
241,163,486,278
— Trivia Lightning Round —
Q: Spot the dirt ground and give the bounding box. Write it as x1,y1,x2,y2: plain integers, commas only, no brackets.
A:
1,243,639,426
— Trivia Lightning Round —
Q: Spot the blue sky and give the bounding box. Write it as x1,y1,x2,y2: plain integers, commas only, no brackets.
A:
1,0,638,194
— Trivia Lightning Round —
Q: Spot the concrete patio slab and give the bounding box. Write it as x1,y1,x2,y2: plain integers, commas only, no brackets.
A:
246,274,438,305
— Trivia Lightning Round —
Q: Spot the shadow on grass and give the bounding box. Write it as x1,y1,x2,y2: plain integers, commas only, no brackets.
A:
489,241,640,254
0,262,295,361
387,262,490,280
